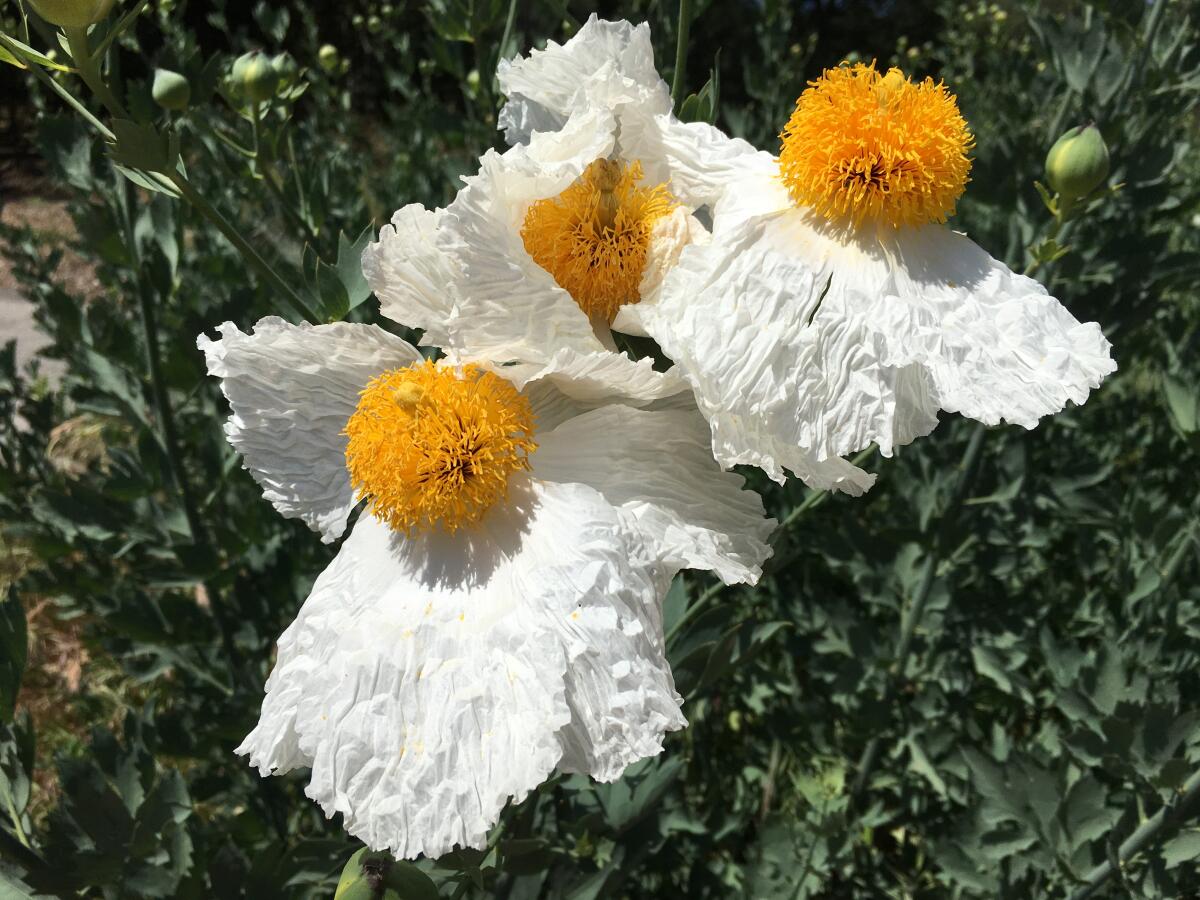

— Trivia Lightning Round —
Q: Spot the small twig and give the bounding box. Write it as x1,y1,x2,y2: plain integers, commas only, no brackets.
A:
1068,769,1200,900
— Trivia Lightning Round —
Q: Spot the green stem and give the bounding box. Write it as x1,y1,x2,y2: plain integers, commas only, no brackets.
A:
63,25,126,119
165,170,319,322
1069,769,1200,900
117,185,199,539
850,425,987,800
497,0,518,71
115,178,247,685
670,0,692,111
791,792,830,900
0,31,114,139
4,790,31,849
285,131,310,228
88,0,152,60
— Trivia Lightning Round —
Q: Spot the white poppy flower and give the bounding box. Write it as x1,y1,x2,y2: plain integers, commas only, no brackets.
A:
634,62,1116,482
361,16,876,497
198,316,774,859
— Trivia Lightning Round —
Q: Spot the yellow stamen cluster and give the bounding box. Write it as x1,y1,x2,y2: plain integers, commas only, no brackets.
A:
521,158,678,323
344,361,536,535
778,63,974,228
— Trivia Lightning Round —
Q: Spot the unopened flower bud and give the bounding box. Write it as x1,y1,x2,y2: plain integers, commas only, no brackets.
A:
232,50,279,104
271,51,298,87
334,849,403,900
318,44,340,74
152,68,191,111
1045,123,1110,200
27,0,115,27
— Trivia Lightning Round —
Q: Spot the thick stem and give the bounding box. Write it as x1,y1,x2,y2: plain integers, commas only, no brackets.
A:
165,170,319,322
850,424,987,800
63,25,126,119
670,0,692,110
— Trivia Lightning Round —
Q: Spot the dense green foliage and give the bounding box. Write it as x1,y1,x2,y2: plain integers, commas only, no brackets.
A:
1,0,1199,897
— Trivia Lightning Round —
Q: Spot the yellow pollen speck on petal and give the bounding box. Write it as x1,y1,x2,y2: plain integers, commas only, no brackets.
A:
344,360,536,535
778,62,974,228
521,158,678,323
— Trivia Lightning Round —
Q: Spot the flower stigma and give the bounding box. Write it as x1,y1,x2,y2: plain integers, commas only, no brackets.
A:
344,361,537,534
778,63,974,228
521,158,678,323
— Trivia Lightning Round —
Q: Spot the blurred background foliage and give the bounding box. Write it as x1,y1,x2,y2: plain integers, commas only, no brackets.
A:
0,0,1198,897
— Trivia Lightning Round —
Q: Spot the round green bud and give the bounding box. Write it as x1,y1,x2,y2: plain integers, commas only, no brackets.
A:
1045,123,1111,200
26,0,115,27
334,849,403,900
271,52,299,87
152,68,191,111
318,44,340,74
232,50,279,104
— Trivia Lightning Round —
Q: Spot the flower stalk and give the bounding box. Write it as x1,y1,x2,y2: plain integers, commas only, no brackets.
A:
671,0,691,110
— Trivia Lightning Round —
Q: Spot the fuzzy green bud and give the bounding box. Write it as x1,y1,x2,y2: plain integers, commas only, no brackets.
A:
232,51,279,104
318,44,340,74
271,51,299,88
334,849,403,900
27,0,115,27
152,69,191,111
1045,123,1110,200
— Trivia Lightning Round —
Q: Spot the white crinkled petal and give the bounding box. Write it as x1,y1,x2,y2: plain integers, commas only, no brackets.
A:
197,318,420,542
435,111,618,361
494,347,689,432
362,204,459,346
498,15,671,146
868,223,1117,430
619,111,779,212
532,406,774,585
236,476,685,858
613,208,711,337
649,197,1116,477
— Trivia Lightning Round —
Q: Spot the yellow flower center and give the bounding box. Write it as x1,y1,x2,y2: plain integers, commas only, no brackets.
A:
778,63,974,228
521,158,678,323
344,361,536,535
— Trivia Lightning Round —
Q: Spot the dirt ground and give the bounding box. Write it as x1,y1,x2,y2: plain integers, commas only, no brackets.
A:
0,185,99,379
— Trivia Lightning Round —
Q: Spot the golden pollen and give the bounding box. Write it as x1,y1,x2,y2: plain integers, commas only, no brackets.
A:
778,62,974,228
521,158,678,324
344,361,536,535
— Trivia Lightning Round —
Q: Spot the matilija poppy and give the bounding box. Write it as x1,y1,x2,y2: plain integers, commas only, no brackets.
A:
198,316,774,859
626,62,1116,483
361,15,876,497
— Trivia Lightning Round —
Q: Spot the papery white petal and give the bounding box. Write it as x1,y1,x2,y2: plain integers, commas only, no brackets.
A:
197,318,420,542
620,112,778,212
237,477,684,858
649,197,1116,474
532,405,775,585
487,347,688,432
612,208,711,338
868,224,1117,430
362,204,459,346
498,15,670,146
435,112,618,361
